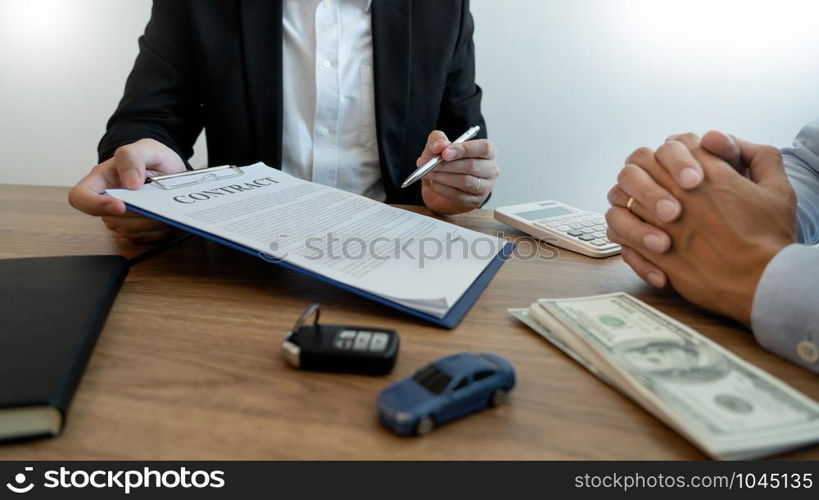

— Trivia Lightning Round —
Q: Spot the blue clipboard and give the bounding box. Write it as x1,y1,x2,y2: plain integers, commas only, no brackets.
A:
124,203,515,329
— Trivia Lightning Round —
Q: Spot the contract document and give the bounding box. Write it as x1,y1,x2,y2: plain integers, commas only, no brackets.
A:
107,163,514,328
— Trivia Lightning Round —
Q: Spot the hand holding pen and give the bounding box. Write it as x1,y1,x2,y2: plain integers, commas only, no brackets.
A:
409,126,500,215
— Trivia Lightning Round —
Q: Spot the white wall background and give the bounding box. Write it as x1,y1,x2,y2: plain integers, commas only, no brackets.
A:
2,0,819,213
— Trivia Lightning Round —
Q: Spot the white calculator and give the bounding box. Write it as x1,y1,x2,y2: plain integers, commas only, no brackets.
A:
494,200,621,258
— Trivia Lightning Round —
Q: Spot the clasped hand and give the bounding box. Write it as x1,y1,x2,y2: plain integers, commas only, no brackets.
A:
606,132,797,323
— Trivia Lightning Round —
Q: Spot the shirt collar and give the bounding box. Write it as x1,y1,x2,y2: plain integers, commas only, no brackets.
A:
365,0,373,12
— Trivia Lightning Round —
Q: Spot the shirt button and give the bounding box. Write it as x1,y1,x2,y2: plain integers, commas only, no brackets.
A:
318,126,330,137
321,59,332,69
796,340,819,363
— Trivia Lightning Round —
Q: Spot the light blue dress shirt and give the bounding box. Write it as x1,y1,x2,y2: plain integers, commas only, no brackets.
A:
751,120,819,373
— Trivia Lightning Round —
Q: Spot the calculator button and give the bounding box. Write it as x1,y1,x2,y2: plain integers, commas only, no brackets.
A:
591,239,607,246
369,333,389,352
569,224,583,230
353,331,372,351
567,230,583,237
580,222,593,228
339,330,357,340
579,234,595,241
558,225,571,232
592,231,606,239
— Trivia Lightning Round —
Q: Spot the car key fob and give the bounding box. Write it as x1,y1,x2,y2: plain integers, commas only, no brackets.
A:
282,304,399,375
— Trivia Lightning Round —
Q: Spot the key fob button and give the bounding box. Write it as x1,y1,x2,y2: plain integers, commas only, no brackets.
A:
338,330,357,340
369,333,389,352
353,331,373,351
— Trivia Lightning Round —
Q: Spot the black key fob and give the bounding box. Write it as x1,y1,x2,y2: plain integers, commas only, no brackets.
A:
282,304,399,375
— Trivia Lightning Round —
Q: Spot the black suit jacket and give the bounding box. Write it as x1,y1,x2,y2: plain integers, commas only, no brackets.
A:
99,0,486,205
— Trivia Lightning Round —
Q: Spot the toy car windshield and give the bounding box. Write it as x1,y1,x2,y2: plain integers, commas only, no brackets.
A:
412,365,452,395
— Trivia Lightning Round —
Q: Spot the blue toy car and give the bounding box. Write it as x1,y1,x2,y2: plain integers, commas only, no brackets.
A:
377,352,515,436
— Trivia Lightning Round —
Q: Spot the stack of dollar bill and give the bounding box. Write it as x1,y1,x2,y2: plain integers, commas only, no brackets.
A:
510,293,819,460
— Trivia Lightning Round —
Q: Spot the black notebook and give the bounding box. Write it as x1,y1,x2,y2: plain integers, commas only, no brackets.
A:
0,255,128,441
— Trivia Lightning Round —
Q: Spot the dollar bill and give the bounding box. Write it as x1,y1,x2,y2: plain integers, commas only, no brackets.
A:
510,293,819,460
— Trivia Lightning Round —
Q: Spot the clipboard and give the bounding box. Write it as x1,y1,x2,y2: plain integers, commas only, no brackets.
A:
126,166,515,329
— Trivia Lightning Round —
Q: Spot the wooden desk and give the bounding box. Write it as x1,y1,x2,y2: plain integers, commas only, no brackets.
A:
0,185,816,460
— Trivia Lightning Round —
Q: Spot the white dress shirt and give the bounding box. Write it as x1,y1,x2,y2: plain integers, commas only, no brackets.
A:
281,0,385,201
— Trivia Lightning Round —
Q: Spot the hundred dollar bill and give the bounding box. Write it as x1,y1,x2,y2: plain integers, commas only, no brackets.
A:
511,293,819,460
508,307,615,387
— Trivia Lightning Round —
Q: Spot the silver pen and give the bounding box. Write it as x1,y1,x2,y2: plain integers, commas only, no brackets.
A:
401,125,481,189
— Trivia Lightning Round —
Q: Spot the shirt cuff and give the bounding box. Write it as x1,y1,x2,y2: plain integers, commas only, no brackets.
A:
751,244,819,373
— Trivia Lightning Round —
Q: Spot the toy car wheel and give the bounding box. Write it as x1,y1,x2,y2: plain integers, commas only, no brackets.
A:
415,416,435,436
490,388,508,407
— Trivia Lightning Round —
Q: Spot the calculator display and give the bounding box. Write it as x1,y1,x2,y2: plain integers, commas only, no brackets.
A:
516,206,573,220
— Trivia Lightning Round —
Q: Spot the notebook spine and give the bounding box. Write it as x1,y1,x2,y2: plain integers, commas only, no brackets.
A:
50,258,130,425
